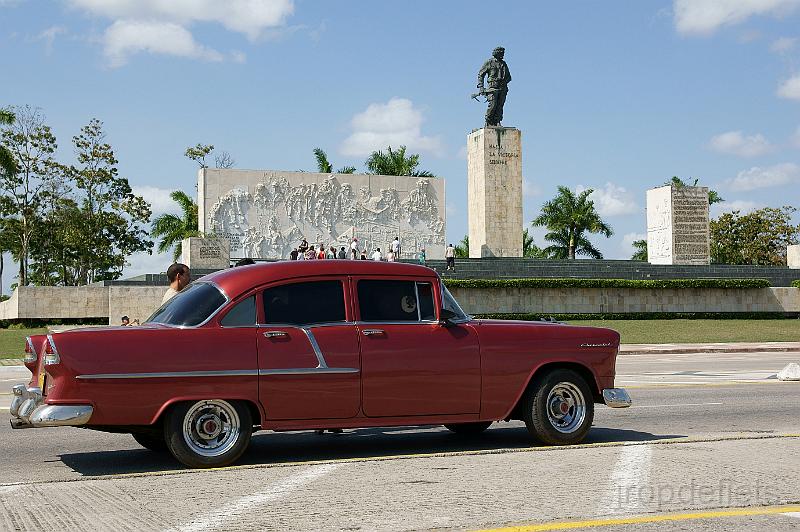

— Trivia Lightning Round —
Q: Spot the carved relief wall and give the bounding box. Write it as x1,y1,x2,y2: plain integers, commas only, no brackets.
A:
198,169,446,259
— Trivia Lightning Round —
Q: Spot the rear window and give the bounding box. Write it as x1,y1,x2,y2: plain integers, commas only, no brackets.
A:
147,283,227,327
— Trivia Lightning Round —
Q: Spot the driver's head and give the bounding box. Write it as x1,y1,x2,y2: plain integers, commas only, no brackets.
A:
167,263,190,290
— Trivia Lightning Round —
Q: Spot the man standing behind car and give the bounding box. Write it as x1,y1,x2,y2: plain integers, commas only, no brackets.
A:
163,263,190,303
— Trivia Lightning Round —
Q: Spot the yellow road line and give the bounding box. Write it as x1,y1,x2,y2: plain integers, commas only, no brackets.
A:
1,433,798,487
476,504,800,531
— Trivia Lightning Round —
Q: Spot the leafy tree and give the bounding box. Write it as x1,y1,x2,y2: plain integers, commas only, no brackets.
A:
0,108,17,178
0,106,59,286
313,148,356,174
151,190,200,260
532,186,613,260
0,217,19,295
184,144,214,168
523,228,547,258
454,235,469,258
365,146,433,177
710,206,799,265
665,176,723,205
631,239,648,261
214,151,235,169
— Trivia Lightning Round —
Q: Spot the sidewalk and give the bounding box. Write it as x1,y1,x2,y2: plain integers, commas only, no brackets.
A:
620,342,800,355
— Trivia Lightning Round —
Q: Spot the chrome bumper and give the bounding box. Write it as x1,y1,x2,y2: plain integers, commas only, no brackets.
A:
602,388,632,408
9,384,93,429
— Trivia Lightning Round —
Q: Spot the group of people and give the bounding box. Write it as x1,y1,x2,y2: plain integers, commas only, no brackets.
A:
288,236,409,263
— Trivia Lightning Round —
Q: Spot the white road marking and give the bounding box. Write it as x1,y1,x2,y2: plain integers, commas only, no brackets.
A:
783,512,800,519
634,402,723,409
174,462,340,532
0,485,21,495
601,444,652,515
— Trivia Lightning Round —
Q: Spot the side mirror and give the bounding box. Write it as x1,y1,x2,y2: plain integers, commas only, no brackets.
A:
439,308,458,327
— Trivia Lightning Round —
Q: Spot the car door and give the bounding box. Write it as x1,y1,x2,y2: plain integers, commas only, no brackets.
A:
356,277,481,417
257,277,361,420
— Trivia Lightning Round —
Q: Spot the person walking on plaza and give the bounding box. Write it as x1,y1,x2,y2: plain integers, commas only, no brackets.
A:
391,236,401,259
337,246,347,259
298,239,308,255
360,248,368,260
163,263,190,303
418,247,426,265
317,245,327,260
289,248,299,261
327,246,336,259
371,247,382,261
386,249,396,262
445,243,456,271
305,246,317,260
350,237,359,259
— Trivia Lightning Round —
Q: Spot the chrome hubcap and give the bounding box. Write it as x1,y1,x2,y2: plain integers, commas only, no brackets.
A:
545,382,586,434
182,400,240,457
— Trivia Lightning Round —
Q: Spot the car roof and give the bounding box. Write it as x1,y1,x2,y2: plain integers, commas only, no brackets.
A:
200,260,440,299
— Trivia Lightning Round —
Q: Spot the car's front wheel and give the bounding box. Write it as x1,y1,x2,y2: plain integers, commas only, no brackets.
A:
522,369,594,445
164,399,252,468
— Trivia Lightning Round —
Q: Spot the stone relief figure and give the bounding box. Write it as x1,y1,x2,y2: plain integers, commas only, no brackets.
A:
474,46,511,127
208,174,445,259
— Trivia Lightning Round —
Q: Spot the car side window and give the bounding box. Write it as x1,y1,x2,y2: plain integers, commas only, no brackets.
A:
220,295,256,327
262,280,346,325
358,280,436,322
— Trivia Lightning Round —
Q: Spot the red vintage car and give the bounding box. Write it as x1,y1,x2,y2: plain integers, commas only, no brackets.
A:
10,261,631,468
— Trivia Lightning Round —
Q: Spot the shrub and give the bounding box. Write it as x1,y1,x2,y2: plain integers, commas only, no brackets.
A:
443,278,771,289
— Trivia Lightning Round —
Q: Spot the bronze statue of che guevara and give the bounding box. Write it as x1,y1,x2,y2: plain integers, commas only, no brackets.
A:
473,46,511,127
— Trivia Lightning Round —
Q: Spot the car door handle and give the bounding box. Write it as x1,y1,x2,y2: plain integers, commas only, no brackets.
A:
263,331,288,338
362,329,384,336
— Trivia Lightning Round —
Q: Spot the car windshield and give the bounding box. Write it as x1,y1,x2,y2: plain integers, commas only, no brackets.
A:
146,282,227,327
440,282,470,321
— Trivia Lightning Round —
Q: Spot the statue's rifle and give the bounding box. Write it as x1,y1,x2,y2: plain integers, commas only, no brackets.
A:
470,87,499,102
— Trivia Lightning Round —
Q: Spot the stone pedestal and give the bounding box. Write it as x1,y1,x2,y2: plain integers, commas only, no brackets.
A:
467,127,523,258
180,237,230,270
788,245,800,269
646,185,710,265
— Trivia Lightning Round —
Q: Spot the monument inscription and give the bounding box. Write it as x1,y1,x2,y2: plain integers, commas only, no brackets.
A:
646,185,710,265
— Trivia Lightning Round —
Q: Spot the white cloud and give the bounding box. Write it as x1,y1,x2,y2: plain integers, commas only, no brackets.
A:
104,20,223,67
777,74,800,100
67,0,294,41
673,0,800,36
35,25,66,55
708,130,774,157
771,36,797,52
522,179,541,198
576,182,639,217
133,186,181,218
124,250,172,279
230,50,247,64
726,162,800,190
456,146,468,160
340,98,444,157
711,199,764,217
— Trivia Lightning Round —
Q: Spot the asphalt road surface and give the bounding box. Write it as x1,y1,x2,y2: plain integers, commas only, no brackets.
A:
1,350,799,531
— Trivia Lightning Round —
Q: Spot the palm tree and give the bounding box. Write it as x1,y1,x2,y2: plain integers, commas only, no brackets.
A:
313,148,356,174
454,235,469,258
151,191,199,260
365,146,433,177
0,108,17,178
631,239,648,261
522,228,546,258
665,176,723,205
532,186,613,260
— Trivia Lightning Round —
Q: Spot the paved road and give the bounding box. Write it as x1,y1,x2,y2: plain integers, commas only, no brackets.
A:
1,351,799,531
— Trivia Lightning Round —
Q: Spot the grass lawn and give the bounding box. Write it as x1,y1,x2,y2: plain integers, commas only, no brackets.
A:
567,319,800,344
0,328,48,359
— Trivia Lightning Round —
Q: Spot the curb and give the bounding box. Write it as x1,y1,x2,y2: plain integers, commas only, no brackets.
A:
620,343,800,355
0,359,24,366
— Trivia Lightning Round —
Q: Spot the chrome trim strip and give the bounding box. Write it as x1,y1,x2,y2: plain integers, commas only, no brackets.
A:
301,327,328,368
259,367,359,375
354,320,439,326
256,321,350,328
581,342,613,348
76,370,259,380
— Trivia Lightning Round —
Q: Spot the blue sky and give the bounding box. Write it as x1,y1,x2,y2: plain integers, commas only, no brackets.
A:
2,0,800,284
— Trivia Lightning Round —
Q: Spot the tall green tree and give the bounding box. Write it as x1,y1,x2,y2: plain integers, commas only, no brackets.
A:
0,108,17,178
454,235,469,258
151,190,200,260
313,148,356,174
185,144,214,168
523,228,547,258
365,146,433,177
631,239,648,261
665,176,723,205
710,206,799,265
532,186,613,260
0,106,59,286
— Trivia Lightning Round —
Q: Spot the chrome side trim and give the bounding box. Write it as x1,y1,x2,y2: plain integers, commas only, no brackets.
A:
602,388,632,408
301,327,328,368
354,320,439,326
256,321,350,328
259,368,359,375
581,342,613,348
76,370,259,380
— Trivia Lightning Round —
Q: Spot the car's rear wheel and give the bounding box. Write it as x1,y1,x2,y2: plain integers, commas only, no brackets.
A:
443,422,492,435
164,399,252,468
522,369,594,445
132,431,168,452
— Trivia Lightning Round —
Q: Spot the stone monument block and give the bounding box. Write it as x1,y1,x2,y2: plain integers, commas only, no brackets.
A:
199,169,445,260
788,245,800,269
467,127,523,258
180,237,230,270
646,185,710,265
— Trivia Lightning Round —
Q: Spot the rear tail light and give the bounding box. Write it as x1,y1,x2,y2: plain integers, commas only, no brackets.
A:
24,337,37,364
43,335,60,365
